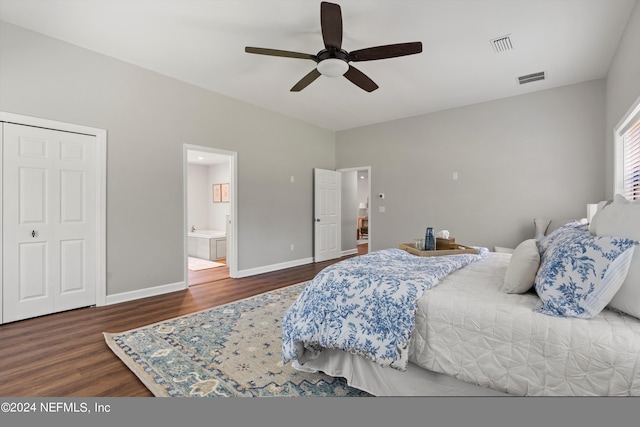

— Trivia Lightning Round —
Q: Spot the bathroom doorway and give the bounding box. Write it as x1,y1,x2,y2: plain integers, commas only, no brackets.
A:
184,145,237,285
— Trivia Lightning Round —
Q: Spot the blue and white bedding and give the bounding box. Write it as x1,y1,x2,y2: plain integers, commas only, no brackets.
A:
281,247,488,371
296,252,640,396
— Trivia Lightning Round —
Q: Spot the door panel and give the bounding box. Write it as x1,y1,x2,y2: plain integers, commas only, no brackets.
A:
19,242,48,300
61,170,85,223
60,239,84,293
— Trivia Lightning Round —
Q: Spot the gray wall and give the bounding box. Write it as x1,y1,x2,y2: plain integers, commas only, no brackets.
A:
606,0,640,198
0,22,335,295
336,80,607,251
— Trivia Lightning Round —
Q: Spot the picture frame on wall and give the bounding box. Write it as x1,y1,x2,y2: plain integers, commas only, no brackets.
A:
221,183,230,202
212,184,221,203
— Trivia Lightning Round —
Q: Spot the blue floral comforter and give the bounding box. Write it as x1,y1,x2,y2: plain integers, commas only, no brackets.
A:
281,247,488,371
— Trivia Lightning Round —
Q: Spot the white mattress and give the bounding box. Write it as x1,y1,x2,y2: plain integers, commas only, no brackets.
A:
301,252,640,396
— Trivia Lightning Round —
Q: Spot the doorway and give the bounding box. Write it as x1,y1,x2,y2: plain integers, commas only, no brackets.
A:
338,166,371,256
184,145,237,285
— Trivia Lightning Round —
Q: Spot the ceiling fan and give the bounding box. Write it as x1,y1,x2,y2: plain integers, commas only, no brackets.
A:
244,1,422,92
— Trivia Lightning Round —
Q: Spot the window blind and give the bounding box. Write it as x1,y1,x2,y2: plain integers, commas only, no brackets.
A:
622,118,640,200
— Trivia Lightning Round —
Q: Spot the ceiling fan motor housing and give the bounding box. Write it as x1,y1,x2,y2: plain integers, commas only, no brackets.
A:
316,49,349,77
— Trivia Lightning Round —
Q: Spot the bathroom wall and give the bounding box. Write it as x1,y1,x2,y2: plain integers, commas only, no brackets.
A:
208,161,231,232
187,162,231,232
187,164,210,231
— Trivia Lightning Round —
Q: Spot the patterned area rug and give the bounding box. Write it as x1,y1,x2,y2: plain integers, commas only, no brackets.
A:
104,282,371,397
188,257,225,271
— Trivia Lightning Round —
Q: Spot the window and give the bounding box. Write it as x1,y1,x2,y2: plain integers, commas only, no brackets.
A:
615,97,640,201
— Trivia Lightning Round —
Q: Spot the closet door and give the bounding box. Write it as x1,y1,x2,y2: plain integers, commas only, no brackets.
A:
2,123,97,323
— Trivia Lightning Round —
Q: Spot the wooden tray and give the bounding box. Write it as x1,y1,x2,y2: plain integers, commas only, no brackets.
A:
399,240,478,257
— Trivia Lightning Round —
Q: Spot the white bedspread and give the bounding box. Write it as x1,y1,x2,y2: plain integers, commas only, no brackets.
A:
410,252,640,396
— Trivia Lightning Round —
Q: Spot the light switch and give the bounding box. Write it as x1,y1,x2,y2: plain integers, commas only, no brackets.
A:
452,172,458,181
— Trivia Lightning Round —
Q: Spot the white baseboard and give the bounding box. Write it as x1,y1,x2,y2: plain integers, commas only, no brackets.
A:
235,257,315,278
104,252,356,305
341,248,358,256
105,281,187,306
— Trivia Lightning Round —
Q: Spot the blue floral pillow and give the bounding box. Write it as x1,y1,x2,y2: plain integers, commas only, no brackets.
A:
534,225,638,318
536,220,589,257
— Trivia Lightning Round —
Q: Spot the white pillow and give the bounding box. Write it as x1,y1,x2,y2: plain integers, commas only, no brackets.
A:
588,199,612,236
593,194,640,318
534,224,637,318
501,239,540,294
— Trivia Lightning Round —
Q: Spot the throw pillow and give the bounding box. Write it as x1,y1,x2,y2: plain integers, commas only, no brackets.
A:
502,239,540,294
588,200,612,236
593,194,640,319
534,226,638,318
536,220,588,258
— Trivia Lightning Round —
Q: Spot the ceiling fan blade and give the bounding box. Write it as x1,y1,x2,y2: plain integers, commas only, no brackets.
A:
245,47,317,61
344,65,379,92
348,42,423,62
290,68,322,92
320,1,342,49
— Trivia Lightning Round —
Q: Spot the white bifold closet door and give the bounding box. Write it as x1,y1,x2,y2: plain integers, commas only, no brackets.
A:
2,123,97,323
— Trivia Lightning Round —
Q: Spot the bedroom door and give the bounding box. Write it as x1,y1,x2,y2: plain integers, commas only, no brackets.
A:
314,168,341,262
2,123,97,323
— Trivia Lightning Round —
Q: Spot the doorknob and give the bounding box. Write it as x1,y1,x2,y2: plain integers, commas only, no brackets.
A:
32,230,38,238
315,218,320,222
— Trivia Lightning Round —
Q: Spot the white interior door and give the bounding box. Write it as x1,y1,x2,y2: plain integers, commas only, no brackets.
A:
314,168,341,262
2,123,97,323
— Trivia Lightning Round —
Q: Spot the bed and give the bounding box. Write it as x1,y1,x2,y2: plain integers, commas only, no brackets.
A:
281,195,640,396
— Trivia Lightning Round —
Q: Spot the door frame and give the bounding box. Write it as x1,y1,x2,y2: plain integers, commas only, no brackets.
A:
183,144,238,279
338,166,372,253
0,111,108,314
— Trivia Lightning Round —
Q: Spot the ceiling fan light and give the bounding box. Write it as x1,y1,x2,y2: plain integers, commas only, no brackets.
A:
317,58,349,77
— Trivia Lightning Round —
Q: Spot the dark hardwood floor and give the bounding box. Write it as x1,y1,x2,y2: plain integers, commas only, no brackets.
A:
0,244,368,397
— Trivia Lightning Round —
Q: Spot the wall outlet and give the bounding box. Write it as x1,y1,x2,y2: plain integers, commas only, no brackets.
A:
379,206,385,213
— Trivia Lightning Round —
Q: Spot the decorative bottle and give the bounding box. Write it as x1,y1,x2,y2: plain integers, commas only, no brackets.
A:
425,227,436,251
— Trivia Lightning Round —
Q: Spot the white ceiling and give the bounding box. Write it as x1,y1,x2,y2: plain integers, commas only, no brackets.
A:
0,0,637,131
186,150,230,166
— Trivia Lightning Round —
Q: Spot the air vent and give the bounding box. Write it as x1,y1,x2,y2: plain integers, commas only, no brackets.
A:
517,71,546,85
490,35,513,53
